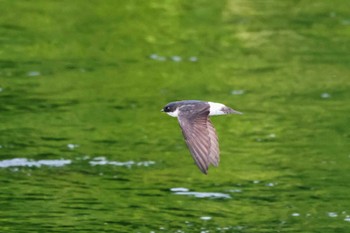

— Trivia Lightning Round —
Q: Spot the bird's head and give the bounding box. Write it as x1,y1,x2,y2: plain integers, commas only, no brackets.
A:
161,102,179,117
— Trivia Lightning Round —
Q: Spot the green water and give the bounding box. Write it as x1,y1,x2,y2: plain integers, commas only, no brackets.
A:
1,1,350,232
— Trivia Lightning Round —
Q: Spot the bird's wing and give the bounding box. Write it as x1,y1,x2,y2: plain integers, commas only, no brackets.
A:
207,118,219,167
177,104,219,174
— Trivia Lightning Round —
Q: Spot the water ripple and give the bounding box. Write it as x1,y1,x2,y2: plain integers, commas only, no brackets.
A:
89,156,155,167
0,157,156,169
0,158,71,168
170,187,231,199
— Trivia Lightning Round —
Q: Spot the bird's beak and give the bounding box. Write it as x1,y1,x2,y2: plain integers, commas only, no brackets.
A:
232,109,243,114
160,109,164,112
223,106,243,115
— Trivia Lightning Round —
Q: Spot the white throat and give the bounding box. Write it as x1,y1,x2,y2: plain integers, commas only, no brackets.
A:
208,102,226,116
166,108,179,117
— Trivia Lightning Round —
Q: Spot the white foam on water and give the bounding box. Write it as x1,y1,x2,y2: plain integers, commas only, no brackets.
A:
27,71,41,77
228,189,242,193
89,157,155,168
172,190,231,199
328,212,338,218
170,187,189,192
0,158,71,168
321,92,331,99
67,143,79,150
231,90,245,95
171,56,182,62
189,56,198,62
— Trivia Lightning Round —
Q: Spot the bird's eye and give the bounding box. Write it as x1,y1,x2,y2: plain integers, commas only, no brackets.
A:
163,106,172,112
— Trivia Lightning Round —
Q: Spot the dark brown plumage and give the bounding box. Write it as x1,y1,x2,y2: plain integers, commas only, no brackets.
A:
162,100,241,174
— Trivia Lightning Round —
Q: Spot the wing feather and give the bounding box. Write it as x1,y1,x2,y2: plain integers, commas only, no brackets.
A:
207,119,219,166
177,103,220,174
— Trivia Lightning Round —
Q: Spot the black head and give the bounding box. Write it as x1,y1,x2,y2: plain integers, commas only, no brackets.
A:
161,102,178,113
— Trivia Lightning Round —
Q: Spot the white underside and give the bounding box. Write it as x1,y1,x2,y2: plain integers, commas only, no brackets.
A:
166,102,227,118
166,108,179,117
208,102,226,116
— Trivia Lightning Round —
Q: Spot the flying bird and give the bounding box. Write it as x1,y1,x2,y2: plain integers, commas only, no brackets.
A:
161,100,242,174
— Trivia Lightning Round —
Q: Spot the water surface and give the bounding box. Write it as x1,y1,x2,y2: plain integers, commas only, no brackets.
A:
0,1,350,232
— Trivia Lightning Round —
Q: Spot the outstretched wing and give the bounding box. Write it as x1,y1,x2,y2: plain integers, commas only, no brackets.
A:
177,104,220,174
207,119,219,167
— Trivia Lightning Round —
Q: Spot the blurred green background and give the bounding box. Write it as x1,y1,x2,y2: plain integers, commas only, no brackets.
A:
0,1,349,232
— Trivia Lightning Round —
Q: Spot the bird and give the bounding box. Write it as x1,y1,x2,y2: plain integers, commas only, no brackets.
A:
161,100,242,174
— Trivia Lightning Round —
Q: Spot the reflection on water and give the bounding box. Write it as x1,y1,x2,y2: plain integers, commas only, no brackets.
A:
27,71,41,77
66,143,79,150
170,187,231,199
231,90,245,95
89,156,155,167
1,1,349,232
0,157,156,169
149,54,198,62
0,158,71,168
